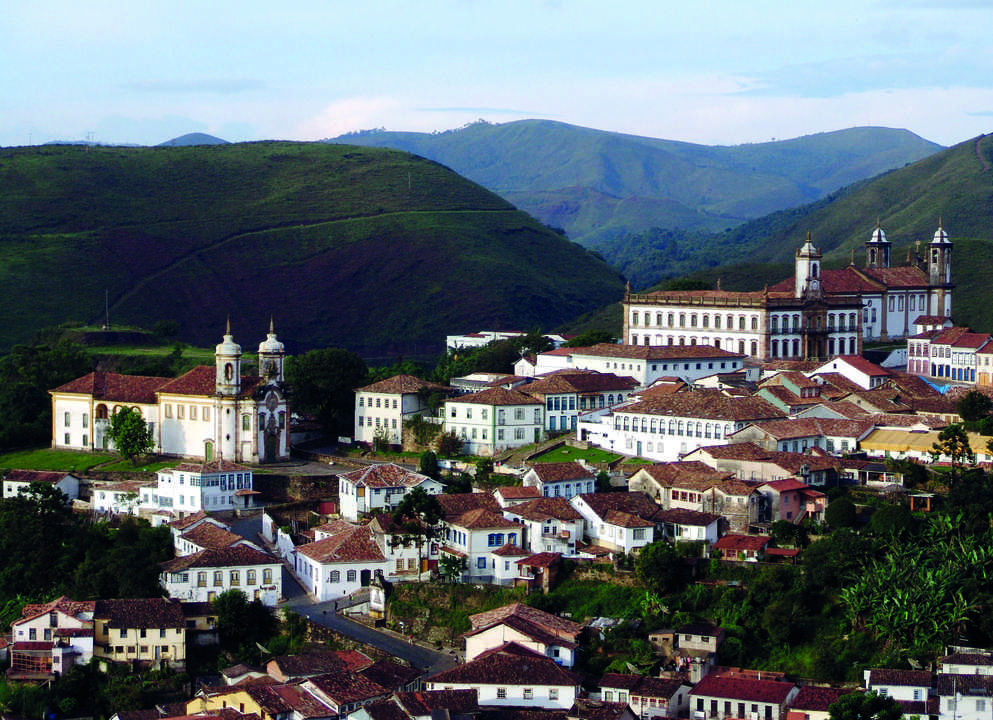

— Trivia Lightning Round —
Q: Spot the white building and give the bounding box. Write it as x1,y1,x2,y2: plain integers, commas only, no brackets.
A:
92,479,152,516
50,321,290,464
579,389,784,462
159,545,282,605
569,493,659,555
560,344,747,386
523,371,638,432
354,374,450,447
294,522,390,601
143,460,257,521
426,642,580,710
623,225,954,359
2,470,80,502
441,508,522,583
444,387,544,456
522,461,596,499
464,602,584,668
337,463,443,522
503,496,585,556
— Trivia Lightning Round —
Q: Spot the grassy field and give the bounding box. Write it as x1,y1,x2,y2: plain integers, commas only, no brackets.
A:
0,447,177,474
530,445,621,464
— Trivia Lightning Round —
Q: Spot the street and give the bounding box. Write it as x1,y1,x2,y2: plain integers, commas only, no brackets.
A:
229,512,457,675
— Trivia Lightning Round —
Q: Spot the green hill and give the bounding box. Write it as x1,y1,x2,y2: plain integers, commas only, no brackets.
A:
328,120,943,245
0,142,624,357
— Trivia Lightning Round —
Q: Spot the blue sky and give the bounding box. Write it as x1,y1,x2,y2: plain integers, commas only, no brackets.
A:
4,0,993,148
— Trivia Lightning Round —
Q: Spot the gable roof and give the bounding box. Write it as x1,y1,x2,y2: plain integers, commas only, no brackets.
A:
157,365,263,398
180,522,244,550
689,674,794,703
94,598,186,629
51,371,168,404
526,461,595,483
338,463,433,490
573,492,662,524
17,596,95,624
509,496,584,522
572,343,744,362
437,492,501,521
428,641,580,687
449,386,542,406
712,535,770,553
790,685,854,712
526,372,639,395
3,469,77,485
160,545,277,572
394,689,479,717
296,525,386,564
468,602,583,641
356,374,450,395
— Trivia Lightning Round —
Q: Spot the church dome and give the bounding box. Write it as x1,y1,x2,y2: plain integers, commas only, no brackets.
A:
869,223,888,244
258,318,285,354
215,319,241,356
932,223,950,245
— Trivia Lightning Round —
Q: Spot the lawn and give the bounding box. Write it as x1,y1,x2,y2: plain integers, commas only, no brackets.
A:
530,445,622,464
0,447,177,474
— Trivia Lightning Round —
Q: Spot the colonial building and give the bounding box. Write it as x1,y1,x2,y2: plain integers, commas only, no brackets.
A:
623,225,953,360
50,320,290,464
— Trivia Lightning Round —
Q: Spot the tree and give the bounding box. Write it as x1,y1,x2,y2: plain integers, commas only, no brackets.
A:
957,390,993,422
931,424,975,484
212,589,276,652
286,348,368,436
436,431,463,458
564,330,617,348
106,406,154,465
829,691,903,720
596,469,612,493
391,487,444,575
824,497,857,529
437,553,466,583
635,541,685,594
868,503,915,538
418,450,440,479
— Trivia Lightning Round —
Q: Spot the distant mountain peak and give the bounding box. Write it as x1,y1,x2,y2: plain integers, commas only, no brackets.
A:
158,133,228,147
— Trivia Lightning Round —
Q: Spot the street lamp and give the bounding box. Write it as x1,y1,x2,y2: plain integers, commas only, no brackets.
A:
399,621,405,637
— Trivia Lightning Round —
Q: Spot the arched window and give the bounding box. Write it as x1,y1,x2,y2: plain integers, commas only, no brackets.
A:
623,417,630,431
608,394,615,405
715,315,722,329
705,423,712,438
702,314,710,328
738,316,746,330
650,419,657,433
691,314,698,328
751,317,758,330
614,416,621,430
641,418,648,432
770,316,778,332
346,570,357,582
330,570,340,583
696,422,703,437
677,421,684,436
668,420,676,434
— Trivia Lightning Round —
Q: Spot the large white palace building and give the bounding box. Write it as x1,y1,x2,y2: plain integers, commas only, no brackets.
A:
622,224,953,361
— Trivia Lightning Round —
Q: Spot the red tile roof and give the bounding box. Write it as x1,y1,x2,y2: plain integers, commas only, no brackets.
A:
450,386,543,406
526,461,595,483
509,497,584,522
94,598,186,629
437,492,500,520
618,389,784,422
574,492,662,523
468,602,583,640
160,545,277,572
395,689,479,717
790,685,854,711
712,535,770,553
180,522,244,550
451,507,519,530
3,469,77,485
296,525,386,564
356,374,450,395
51,371,168,403
428,642,581,687
338,463,433,490
495,486,542,501
157,365,264,398
169,460,253,474
526,372,639,395
689,674,794,703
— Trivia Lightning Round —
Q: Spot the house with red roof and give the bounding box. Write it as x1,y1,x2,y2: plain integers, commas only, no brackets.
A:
569,493,659,555
2,469,80,502
336,463,442,522
689,673,798,720
464,602,584,668
144,460,258,522
444,386,545,456
50,321,290,465
503,495,585,557
294,523,389,601
523,370,638,432
599,673,691,719
755,479,827,524
160,544,282,605
810,356,891,391
579,388,784,463
441,507,523,583
711,534,770,562
522,461,597,500
785,686,855,720
353,374,452,448
426,642,581,710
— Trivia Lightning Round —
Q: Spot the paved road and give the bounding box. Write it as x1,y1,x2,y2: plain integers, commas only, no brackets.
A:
229,513,456,674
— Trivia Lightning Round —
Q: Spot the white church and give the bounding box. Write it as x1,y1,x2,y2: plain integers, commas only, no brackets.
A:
50,320,290,464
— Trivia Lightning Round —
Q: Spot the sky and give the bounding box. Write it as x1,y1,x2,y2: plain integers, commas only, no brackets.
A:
4,0,993,148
